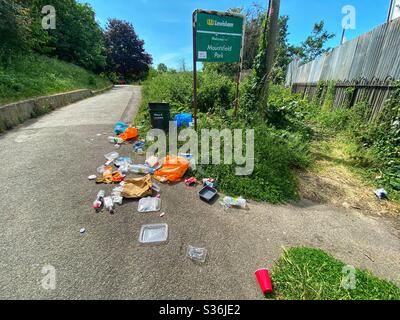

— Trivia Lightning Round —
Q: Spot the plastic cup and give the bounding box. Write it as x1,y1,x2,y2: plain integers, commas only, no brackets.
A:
255,269,273,294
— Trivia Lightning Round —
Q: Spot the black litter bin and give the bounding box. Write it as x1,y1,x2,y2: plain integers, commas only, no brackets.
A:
149,103,170,131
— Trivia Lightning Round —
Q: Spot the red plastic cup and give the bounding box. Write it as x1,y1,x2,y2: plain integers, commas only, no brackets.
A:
255,269,273,295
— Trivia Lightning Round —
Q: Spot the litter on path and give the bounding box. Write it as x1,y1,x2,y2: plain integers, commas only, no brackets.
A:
255,269,273,295
138,197,161,213
139,224,168,244
199,185,218,203
221,196,247,209
154,155,190,183
122,174,153,199
187,245,208,263
374,188,388,200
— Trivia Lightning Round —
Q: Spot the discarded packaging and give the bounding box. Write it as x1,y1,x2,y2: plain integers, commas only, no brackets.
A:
122,174,153,199
80,228,86,234
374,188,388,200
133,140,145,153
145,156,159,168
129,164,152,174
187,245,207,263
199,186,218,203
138,197,161,213
185,177,197,186
88,175,97,180
222,196,247,209
139,224,168,244
104,152,119,161
118,127,138,142
175,113,193,128
154,155,190,183
93,190,105,211
104,196,114,214
108,136,124,144
152,182,161,193
160,212,165,217
115,156,133,167
114,121,129,135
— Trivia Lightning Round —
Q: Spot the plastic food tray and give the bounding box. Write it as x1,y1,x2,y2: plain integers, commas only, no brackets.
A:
139,224,168,244
199,186,218,203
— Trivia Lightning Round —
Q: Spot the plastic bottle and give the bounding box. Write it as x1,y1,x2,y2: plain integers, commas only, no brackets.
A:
93,190,105,212
104,196,114,214
128,164,152,174
222,196,247,209
108,136,124,144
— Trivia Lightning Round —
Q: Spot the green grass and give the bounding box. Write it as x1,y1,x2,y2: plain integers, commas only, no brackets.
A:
270,247,400,300
0,53,110,105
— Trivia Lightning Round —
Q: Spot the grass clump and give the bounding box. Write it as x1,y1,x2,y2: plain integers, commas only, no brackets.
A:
270,247,400,300
0,53,110,105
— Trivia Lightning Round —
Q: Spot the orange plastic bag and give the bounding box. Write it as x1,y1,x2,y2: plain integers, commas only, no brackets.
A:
118,127,139,141
154,155,190,183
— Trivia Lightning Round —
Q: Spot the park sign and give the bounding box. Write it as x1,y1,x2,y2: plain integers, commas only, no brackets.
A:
194,10,245,63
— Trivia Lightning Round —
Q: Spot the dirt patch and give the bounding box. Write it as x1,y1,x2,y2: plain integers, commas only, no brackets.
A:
298,161,400,219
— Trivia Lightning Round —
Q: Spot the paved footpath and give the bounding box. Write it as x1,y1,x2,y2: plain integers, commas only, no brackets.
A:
0,85,399,299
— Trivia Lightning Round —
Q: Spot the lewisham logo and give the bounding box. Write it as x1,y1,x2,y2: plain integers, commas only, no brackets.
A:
207,19,234,28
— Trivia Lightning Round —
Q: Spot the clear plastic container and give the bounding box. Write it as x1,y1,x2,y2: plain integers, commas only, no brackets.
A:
138,197,161,213
187,245,208,263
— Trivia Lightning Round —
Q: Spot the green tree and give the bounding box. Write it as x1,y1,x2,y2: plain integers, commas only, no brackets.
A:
104,19,152,81
157,63,168,73
27,0,106,72
299,21,335,62
0,0,31,60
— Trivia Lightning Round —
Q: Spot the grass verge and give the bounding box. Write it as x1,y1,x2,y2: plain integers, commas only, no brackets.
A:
0,53,110,105
270,247,400,300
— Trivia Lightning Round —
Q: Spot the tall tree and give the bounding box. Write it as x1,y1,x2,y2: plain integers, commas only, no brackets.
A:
299,21,335,62
157,63,168,73
104,19,152,81
0,0,31,60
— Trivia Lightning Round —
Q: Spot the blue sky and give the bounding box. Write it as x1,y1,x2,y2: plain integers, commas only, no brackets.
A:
81,0,390,69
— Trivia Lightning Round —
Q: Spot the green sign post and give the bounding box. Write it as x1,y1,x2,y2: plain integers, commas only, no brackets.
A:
192,10,245,129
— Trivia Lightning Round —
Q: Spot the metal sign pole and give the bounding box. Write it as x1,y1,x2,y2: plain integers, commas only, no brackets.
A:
192,11,198,131
234,17,246,118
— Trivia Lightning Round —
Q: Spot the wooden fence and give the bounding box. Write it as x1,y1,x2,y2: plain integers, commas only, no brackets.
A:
291,79,396,121
286,17,400,120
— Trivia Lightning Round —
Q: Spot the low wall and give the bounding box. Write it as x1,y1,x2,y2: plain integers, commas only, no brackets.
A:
0,85,113,133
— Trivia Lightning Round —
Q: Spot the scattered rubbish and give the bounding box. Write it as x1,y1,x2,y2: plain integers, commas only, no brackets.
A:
145,155,159,168
128,164,152,174
156,194,161,199
138,197,161,213
203,178,217,189
175,113,193,128
199,185,218,203
114,121,129,135
154,155,190,183
374,188,388,200
104,152,120,162
187,245,207,263
118,127,139,142
80,228,86,235
104,196,114,214
114,144,121,149
185,177,197,186
105,159,114,166
133,140,146,153
88,175,97,180
160,212,165,218
111,191,123,205
221,196,247,209
111,171,125,183
139,223,168,244
108,136,124,145
255,269,273,295
93,190,105,211
96,133,102,137
97,165,107,174
115,156,133,168
152,182,161,193
122,175,153,199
